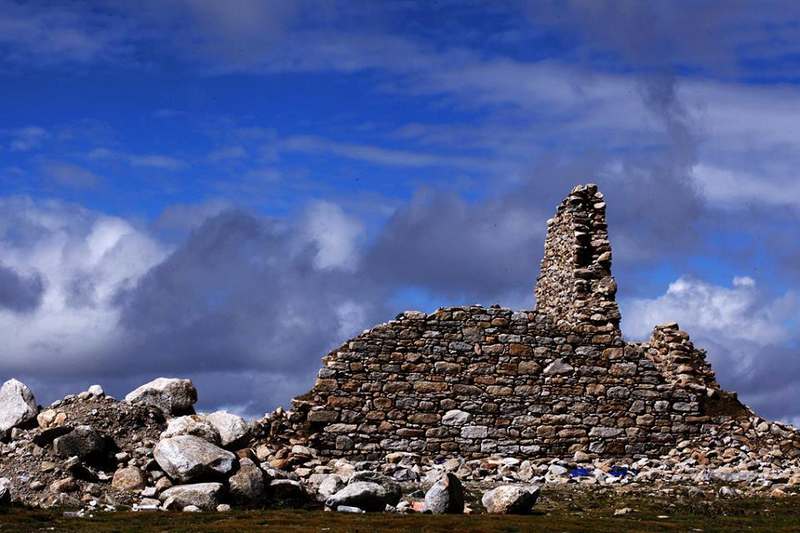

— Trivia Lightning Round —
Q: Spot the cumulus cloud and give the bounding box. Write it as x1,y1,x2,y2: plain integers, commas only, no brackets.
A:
0,197,167,376
0,198,390,415
622,276,800,421
301,201,364,272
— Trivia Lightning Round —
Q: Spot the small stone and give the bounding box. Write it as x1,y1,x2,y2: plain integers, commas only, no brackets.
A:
53,426,107,462
124,378,197,416
325,482,388,512
155,477,173,492
50,477,79,494
161,415,221,444
336,505,365,513
0,478,10,505
111,467,146,492
206,411,250,447
543,359,574,376
87,385,104,396
159,483,223,511
348,471,402,506
441,410,471,426
228,458,265,504
37,409,58,428
573,451,591,462
269,479,308,506
316,475,346,503
423,473,464,514
460,426,488,439
481,485,540,514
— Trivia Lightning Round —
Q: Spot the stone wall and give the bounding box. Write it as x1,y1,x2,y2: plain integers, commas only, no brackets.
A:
285,184,745,461
535,184,620,335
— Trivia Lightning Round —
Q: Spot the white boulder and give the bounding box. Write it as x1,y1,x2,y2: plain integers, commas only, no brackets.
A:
161,415,221,444
205,411,250,447
153,435,236,483
124,377,197,416
159,483,223,511
0,379,37,433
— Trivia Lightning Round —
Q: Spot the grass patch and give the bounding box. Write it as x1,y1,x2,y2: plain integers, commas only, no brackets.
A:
1,491,798,532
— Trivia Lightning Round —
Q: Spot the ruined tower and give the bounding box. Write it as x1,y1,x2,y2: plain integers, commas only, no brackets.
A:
535,184,620,336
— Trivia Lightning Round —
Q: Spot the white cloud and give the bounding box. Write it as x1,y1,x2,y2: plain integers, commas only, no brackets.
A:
621,275,800,421
623,276,795,347
129,154,185,170
87,148,185,170
0,198,168,373
301,201,364,271
691,163,800,210
280,135,486,170
335,300,368,339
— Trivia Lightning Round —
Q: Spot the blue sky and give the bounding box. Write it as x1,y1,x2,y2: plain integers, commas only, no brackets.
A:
0,1,799,421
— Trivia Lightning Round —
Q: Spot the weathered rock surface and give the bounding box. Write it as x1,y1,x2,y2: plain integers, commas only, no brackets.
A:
161,415,220,444
348,471,401,506
482,485,540,514
424,473,464,514
125,378,197,416
160,483,223,511
206,411,249,447
228,458,265,504
52,426,107,462
111,467,146,492
50,477,78,494
0,379,37,432
325,481,389,512
316,474,346,502
269,479,307,506
154,435,237,483
0,477,10,505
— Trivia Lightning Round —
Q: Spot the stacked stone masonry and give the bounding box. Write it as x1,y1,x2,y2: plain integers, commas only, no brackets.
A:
535,184,621,335
288,184,746,461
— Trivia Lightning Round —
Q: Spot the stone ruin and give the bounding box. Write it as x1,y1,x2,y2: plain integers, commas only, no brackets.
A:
2,183,799,515
280,184,755,461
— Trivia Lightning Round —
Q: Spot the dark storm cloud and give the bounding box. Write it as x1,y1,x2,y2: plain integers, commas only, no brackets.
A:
110,209,392,409
0,263,44,313
364,189,547,302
